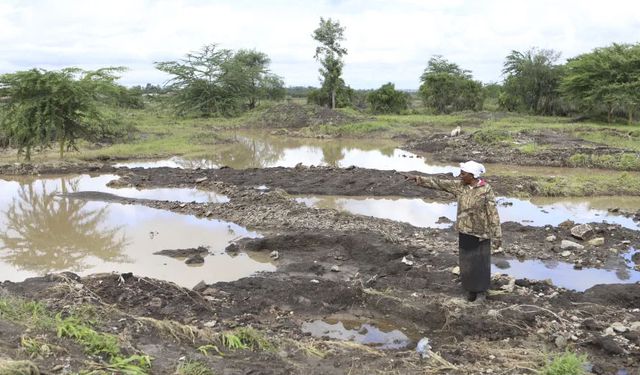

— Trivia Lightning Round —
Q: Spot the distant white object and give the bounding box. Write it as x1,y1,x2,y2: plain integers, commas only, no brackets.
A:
416,337,432,358
401,256,414,266
450,126,461,137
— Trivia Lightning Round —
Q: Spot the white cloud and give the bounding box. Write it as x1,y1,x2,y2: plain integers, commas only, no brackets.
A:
1,0,639,89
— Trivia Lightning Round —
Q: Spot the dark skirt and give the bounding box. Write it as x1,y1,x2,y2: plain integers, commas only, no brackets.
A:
458,232,491,292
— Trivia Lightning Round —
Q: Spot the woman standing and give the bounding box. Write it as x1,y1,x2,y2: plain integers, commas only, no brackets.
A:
407,161,502,302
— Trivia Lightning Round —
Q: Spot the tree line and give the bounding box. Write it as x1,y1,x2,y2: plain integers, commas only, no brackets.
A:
1,17,639,160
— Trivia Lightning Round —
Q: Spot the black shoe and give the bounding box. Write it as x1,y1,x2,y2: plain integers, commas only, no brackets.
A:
466,291,477,302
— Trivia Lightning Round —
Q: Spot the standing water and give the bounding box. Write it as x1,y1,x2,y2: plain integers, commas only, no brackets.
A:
0,175,272,288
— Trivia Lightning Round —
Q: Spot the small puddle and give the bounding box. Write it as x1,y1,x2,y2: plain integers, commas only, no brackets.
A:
0,176,269,288
492,257,640,292
295,195,640,230
114,133,458,174
301,319,411,349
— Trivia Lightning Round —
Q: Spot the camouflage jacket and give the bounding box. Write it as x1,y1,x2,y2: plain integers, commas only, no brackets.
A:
417,176,502,240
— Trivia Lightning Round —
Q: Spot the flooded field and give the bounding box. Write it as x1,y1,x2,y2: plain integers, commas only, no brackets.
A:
0,175,271,288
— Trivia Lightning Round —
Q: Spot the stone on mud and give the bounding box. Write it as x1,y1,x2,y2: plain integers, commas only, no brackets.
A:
560,240,584,250
611,322,628,333
587,237,605,246
185,254,205,264
545,235,557,242
571,224,594,240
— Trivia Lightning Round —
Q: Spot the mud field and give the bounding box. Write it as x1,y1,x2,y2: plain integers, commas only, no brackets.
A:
404,129,640,171
1,162,639,374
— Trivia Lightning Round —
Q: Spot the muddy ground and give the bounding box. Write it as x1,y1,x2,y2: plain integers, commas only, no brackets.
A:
404,129,640,171
1,164,640,374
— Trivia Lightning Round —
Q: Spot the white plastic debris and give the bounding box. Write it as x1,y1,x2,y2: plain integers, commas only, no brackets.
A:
416,337,432,359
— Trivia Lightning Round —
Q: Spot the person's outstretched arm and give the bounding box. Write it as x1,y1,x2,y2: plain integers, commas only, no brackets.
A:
410,175,461,196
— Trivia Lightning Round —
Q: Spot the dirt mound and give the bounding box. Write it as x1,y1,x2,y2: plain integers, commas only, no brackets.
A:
253,103,362,128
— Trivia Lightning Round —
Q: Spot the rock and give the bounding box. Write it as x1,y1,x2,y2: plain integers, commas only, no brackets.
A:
193,281,207,292
203,320,217,328
632,252,640,265
588,237,605,246
570,224,593,240
195,177,208,183
450,126,461,137
149,297,163,309
611,322,628,333
561,251,572,257
451,266,460,275
185,254,205,264
561,240,584,250
609,248,619,255
401,256,414,266
269,250,279,260
591,335,625,355
494,259,510,269
630,322,640,332
545,235,557,242
554,335,568,349
559,220,575,230
603,327,615,336
330,265,340,272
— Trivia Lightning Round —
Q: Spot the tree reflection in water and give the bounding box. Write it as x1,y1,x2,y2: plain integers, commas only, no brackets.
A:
0,177,128,273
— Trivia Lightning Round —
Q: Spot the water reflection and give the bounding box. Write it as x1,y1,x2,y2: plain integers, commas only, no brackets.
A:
301,319,411,349
0,177,271,287
295,195,640,230
0,178,127,273
115,133,458,174
492,257,640,292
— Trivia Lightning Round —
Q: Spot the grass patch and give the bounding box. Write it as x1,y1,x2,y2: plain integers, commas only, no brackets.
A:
538,351,588,375
472,128,514,145
532,172,640,196
567,153,640,170
0,297,53,330
517,142,548,154
175,360,215,375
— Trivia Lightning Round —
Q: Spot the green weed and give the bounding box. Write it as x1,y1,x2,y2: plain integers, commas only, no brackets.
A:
175,360,215,375
538,351,588,375
0,296,53,329
197,344,223,356
20,336,53,358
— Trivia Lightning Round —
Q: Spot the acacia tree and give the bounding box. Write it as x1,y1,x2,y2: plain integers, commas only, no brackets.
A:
156,44,284,116
312,17,347,109
419,56,483,114
0,67,124,160
501,48,564,115
561,43,640,124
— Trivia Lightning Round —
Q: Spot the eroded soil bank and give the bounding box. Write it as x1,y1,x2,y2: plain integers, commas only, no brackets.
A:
1,166,639,374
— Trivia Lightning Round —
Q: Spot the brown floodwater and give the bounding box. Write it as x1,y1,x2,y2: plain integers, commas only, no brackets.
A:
0,175,272,288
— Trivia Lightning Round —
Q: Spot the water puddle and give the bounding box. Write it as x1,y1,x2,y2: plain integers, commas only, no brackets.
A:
114,133,458,174
301,319,411,349
0,176,269,288
492,257,640,292
295,195,640,230
1,175,228,203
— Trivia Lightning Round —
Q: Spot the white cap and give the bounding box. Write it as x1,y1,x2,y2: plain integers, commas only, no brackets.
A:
459,161,486,177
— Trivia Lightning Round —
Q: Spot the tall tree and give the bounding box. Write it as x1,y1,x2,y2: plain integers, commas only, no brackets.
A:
155,44,284,116
561,43,640,124
419,56,483,114
312,17,347,109
501,48,564,115
0,67,124,160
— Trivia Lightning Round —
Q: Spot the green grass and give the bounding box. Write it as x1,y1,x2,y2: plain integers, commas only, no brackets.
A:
175,360,215,375
532,172,640,196
518,142,548,154
567,153,640,170
538,351,588,375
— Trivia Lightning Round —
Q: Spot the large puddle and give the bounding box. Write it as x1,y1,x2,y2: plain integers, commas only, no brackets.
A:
295,195,640,230
115,134,458,174
492,257,640,292
0,176,271,288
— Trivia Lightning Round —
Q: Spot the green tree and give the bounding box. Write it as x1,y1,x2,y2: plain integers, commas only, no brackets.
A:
155,44,284,116
0,67,125,160
313,17,348,109
306,85,354,108
561,43,640,124
419,56,483,114
367,83,410,114
501,48,564,115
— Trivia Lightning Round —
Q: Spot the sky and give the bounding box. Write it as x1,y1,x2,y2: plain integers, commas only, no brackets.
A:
0,0,639,89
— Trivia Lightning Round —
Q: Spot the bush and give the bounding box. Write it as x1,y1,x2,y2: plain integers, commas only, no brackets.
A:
366,83,410,114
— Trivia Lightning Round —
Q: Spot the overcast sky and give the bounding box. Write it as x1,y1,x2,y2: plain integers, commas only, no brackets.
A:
1,0,639,89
